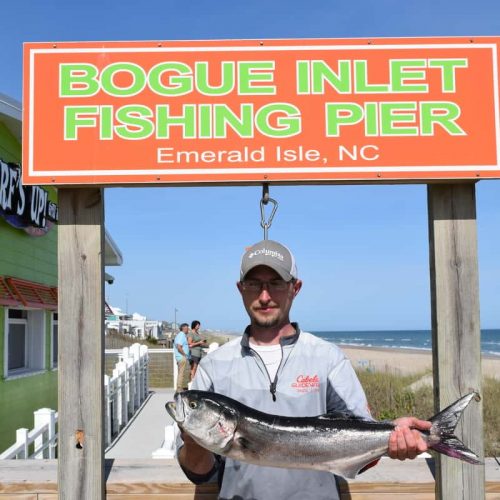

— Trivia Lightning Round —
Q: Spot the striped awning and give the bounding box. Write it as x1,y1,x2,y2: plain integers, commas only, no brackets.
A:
0,276,20,306
0,276,57,310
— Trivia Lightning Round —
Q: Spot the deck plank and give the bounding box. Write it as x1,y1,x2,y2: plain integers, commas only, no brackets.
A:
0,458,499,498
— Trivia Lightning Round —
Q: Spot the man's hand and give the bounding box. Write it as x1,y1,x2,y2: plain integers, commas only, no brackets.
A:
178,430,216,475
388,417,432,460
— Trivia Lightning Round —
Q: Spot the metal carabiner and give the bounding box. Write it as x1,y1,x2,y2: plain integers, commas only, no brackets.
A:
260,184,278,240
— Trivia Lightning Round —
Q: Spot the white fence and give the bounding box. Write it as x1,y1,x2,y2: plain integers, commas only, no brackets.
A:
0,408,57,459
104,344,149,448
0,343,149,459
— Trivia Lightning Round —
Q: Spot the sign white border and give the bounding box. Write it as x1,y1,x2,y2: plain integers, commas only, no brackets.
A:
27,43,500,178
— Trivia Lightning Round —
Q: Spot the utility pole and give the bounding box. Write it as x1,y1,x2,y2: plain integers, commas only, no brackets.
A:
174,307,178,331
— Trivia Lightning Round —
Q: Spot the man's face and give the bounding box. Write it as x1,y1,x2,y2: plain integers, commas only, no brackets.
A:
181,326,188,334
237,265,302,329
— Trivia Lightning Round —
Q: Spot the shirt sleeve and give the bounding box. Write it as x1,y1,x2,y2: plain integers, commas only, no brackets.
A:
326,352,374,421
191,359,215,391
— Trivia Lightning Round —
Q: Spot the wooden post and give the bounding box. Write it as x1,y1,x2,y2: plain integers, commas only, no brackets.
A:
58,188,105,499
427,183,485,500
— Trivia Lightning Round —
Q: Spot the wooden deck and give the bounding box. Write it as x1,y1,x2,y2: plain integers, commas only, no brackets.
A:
1,458,499,499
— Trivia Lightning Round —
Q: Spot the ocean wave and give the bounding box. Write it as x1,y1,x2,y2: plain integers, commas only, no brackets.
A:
317,331,500,355
483,350,500,357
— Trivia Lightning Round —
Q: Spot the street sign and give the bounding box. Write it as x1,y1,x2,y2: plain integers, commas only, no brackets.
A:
23,37,500,185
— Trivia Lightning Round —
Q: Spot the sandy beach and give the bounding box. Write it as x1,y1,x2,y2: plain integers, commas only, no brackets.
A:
341,344,500,379
212,333,500,380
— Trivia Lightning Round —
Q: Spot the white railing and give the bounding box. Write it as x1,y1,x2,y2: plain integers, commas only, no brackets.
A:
0,408,58,459
1,343,149,459
104,343,149,448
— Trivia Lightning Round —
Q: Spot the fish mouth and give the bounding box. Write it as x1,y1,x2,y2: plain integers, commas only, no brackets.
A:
165,393,185,423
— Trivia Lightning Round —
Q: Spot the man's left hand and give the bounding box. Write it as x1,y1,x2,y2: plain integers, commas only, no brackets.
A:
388,417,432,460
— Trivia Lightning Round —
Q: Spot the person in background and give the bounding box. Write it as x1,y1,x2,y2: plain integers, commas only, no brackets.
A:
188,320,208,381
174,323,190,392
176,240,431,500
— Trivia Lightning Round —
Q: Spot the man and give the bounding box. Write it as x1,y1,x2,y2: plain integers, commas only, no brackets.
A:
177,240,431,500
174,323,190,392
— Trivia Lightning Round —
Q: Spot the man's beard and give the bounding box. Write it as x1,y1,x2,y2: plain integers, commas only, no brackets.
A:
250,310,281,328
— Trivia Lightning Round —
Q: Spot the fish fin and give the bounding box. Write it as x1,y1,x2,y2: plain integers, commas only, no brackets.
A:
431,439,482,465
324,456,383,479
236,436,253,450
428,392,483,465
318,412,364,421
233,434,260,455
329,464,361,479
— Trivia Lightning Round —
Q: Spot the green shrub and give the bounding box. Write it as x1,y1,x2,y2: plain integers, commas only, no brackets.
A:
357,370,500,457
146,334,158,345
483,377,500,457
356,370,422,419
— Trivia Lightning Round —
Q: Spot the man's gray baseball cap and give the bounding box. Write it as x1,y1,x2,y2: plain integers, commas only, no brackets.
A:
240,240,298,282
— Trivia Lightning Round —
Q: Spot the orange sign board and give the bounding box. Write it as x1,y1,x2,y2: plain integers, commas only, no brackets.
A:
23,37,500,185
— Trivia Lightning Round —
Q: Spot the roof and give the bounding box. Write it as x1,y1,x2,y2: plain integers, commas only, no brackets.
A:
105,230,123,266
0,93,22,142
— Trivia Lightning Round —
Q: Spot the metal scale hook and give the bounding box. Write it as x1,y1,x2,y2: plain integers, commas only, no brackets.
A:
260,183,278,240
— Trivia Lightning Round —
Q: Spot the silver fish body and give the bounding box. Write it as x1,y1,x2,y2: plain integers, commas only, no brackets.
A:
166,390,481,479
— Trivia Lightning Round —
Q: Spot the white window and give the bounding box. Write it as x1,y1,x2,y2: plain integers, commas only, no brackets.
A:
51,312,58,369
5,308,45,377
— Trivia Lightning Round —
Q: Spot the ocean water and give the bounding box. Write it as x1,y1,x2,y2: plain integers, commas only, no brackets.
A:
312,329,500,357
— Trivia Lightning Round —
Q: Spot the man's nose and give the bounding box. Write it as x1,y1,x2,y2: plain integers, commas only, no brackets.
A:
258,286,272,301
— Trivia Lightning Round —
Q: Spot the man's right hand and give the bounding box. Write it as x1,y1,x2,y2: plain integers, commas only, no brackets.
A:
178,430,216,475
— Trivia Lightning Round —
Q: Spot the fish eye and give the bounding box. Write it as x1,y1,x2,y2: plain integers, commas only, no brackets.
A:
189,401,198,409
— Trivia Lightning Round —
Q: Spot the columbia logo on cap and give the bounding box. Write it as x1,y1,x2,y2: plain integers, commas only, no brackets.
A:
240,240,297,282
248,248,285,261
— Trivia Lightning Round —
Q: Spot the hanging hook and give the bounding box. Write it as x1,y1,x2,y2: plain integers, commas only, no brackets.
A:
260,184,278,240
262,183,270,204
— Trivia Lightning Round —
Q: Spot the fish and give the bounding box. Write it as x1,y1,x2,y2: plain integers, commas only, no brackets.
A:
166,390,482,479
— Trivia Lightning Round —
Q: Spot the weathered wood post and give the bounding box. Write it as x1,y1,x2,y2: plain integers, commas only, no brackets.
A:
58,188,105,499
427,183,485,500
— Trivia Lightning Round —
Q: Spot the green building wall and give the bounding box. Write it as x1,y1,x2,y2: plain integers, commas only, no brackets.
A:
0,217,57,285
0,118,59,452
0,122,57,285
0,121,20,161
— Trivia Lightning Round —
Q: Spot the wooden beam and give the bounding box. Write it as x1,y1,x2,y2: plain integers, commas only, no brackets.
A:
57,188,105,499
427,183,485,500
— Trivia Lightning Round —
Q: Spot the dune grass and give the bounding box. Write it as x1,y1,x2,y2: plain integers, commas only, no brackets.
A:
356,369,500,457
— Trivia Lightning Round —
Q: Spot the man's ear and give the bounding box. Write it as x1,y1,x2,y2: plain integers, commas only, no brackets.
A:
292,279,303,297
236,281,243,295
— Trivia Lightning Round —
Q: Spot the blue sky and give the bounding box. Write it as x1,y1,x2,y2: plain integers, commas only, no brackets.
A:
2,1,499,331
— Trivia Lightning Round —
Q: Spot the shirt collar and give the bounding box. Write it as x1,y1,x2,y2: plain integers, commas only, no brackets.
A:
240,322,300,348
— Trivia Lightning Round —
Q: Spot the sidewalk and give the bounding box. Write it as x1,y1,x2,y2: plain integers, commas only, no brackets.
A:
105,387,176,459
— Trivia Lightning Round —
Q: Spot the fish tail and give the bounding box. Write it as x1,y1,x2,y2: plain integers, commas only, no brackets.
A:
428,392,482,465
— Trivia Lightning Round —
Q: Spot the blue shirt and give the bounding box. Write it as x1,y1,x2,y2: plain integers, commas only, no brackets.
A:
174,331,190,362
